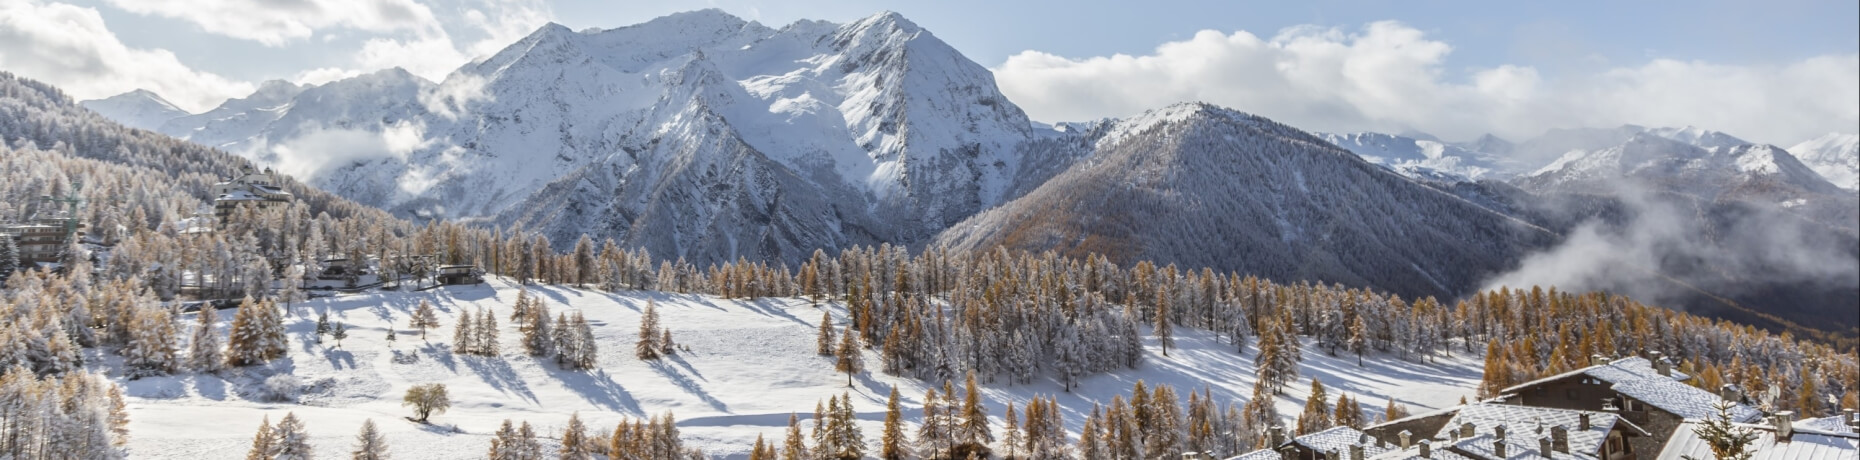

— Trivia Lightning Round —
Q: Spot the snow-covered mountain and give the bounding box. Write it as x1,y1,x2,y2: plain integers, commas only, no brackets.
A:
143,10,1039,265
1519,132,1844,202
1454,133,1514,157
1316,131,1519,181
79,89,190,132
934,103,1558,301
1789,132,1859,190
1644,125,1748,150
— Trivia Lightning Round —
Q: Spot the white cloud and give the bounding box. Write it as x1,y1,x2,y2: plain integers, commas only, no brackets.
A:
994,21,1860,145
0,0,252,112
308,0,551,84
101,0,442,46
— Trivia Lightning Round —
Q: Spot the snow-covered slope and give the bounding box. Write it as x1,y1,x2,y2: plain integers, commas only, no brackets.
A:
79,89,190,132
934,103,1558,301
119,279,1482,458
1316,132,1517,181
1644,126,1748,150
1789,132,1859,190
1518,133,1845,202
153,10,1038,265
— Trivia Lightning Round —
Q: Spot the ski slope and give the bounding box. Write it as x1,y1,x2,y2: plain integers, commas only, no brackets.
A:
111,278,1484,458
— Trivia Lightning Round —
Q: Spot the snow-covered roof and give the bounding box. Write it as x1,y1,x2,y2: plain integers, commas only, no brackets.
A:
216,189,265,201
1796,414,1859,435
1366,440,1481,460
1655,421,1860,460
1225,426,1391,460
1503,357,1758,422
1438,403,1646,456
1448,433,1598,460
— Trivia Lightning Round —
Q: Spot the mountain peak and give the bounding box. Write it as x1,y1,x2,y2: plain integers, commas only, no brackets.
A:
852,10,921,34
80,88,191,131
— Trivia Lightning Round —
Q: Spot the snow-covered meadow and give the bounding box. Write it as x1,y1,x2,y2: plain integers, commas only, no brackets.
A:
112,278,1483,458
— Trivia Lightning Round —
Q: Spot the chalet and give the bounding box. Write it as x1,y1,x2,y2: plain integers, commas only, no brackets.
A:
1654,411,1860,460
1499,355,1762,457
1435,403,1648,459
212,166,293,221
1229,426,1392,460
0,216,85,265
435,264,484,285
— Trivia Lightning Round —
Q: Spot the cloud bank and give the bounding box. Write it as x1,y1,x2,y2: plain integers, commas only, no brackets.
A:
994,21,1860,145
0,0,253,112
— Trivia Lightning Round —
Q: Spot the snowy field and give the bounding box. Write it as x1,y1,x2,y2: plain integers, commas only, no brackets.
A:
109,278,1483,458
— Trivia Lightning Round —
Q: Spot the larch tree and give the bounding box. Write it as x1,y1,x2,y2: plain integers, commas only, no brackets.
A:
1155,288,1174,356
958,372,994,449
409,300,440,341
817,311,835,356
351,418,389,460
636,300,662,360
1001,402,1024,459
402,383,450,423
882,386,906,460
474,308,499,355
1295,378,1331,435
782,413,808,460
273,412,313,460
835,325,862,387
453,308,475,354
561,412,591,460
245,416,276,460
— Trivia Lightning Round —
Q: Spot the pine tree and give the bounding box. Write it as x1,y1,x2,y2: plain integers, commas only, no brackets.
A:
834,393,865,459
1331,394,1362,429
124,305,180,377
489,420,521,460
882,386,906,460
562,412,590,460
783,413,809,460
352,418,390,460
637,300,662,360
520,296,552,357
409,300,440,341
835,325,862,387
475,308,499,355
0,236,17,284
1296,378,1331,435
273,412,313,460
817,311,835,356
330,321,349,348
1001,402,1024,459
385,325,396,348
453,309,474,354
959,372,993,448
1684,400,1758,460
245,416,277,460
1155,288,1174,356
1077,409,1104,460
1348,314,1368,367
226,296,285,366
918,388,950,458
316,311,331,342
1382,397,1409,421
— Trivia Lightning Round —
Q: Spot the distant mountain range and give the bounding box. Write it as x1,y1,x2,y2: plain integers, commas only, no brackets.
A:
76,9,1858,338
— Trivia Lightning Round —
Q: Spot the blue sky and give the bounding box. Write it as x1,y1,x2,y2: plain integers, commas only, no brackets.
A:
2,0,1855,142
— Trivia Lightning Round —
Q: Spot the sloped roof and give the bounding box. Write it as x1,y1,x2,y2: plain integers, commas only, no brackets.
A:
1438,403,1647,456
1503,357,1760,422
1656,421,1860,460
1448,433,1598,460
1367,440,1482,460
1795,414,1858,435
1226,426,1392,460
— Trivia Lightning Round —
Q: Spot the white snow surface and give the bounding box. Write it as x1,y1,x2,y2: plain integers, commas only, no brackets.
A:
1317,132,1517,181
1788,132,1860,190
114,278,1484,459
79,89,191,132
144,10,1037,264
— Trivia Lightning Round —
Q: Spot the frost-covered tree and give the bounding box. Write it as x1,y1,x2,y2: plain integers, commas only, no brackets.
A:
272,412,313,460
330,322,349,348
245,416,276,460
636,300,662,360
816,311,835,356
402,383,450,423
453,309,475,354
1295,378,1331,435
882,386,907,460
409,300,440,341
352,418,389,460
561,412,591,460
834,325,862,387
0,237,18,284
226,297,286,366
122,305,181,377
188,303,224,373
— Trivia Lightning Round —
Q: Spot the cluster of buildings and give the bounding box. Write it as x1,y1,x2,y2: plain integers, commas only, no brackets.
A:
211,166,294,220
1219,355,1858,460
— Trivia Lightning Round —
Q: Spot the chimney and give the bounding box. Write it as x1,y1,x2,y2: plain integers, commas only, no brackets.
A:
1540,437,1554,458
1376,433,1388,449
1590,354,1608,366
1551,426,1569,453
1493,439,1507,458
1719,384,1742,403
1461,422,1476,439
1400,430,1413,450
1350,444,1365,460
1418,440,1432,459
1270,426,1286,447
1578,413,1591,431
1843,408,1856,429
1651,353,1672,377
1495,424,1508,441
1774,411,1795,440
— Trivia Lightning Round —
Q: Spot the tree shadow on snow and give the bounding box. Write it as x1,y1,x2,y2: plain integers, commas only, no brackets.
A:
420,343,458,373
541,365,644,416
648,359,728,412
461,355,537,403
321,348,356,370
